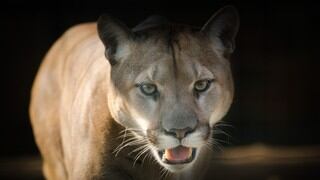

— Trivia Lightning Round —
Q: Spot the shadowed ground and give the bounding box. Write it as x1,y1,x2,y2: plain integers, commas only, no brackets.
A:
1,144,320,180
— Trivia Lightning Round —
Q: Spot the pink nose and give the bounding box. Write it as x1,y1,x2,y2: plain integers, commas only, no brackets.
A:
164,127,195,140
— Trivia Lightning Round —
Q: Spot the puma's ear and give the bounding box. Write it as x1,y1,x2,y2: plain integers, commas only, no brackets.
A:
97,14,133,65
201,6,239,58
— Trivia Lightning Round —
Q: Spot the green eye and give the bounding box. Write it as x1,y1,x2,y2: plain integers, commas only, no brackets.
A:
139,83,158,96
194,79,213,92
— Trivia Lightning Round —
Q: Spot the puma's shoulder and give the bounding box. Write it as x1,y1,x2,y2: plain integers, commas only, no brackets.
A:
63,22,97,42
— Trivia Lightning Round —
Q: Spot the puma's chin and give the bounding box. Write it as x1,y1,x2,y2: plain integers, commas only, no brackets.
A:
153,146,197,172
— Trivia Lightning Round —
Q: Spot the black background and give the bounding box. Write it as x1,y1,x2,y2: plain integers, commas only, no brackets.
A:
1,0,319,159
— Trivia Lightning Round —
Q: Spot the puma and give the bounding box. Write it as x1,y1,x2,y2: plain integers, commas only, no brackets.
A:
29,6,239,180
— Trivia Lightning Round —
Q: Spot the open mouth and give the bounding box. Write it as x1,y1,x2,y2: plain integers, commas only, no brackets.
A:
158,146,196,164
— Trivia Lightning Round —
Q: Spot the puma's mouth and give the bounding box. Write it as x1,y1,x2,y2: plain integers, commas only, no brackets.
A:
157,146,196,164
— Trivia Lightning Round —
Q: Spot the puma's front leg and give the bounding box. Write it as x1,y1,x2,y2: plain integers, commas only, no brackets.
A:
68,140,133,180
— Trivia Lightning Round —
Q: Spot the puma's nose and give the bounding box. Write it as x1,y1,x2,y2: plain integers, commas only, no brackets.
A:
164,127,195,140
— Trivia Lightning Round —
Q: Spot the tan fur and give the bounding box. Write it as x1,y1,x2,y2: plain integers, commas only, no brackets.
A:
30,7,238,180
30,23,170,180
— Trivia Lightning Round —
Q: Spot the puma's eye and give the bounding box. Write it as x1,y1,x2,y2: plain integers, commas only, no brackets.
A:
139,83,158,96
194,79,213,93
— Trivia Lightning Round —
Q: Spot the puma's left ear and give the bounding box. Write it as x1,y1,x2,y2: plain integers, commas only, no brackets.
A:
97,14,133,65
201,6,240,58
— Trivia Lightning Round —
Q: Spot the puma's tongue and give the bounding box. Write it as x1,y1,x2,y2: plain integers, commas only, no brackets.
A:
164,146,192,162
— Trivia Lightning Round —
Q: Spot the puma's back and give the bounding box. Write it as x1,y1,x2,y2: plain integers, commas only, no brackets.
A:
29,23,108,179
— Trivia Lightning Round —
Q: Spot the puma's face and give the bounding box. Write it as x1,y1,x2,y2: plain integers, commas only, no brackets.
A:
98,7,239,172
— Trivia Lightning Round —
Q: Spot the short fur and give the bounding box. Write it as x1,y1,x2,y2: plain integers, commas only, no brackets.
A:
30,6,239,180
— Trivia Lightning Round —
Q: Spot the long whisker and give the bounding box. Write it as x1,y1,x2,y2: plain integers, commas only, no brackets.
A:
205,138,214,152
213,121,234,128
160,166,170,180
211,139,223,152
214,138,230,145
212,127,232,137
113,137,136,154
141,150,153,165
129,143,149,154
113,129,129,156
113,129,147,157
212,122,234,148
133,146,150,167
118,128,144,135
114,138,146,156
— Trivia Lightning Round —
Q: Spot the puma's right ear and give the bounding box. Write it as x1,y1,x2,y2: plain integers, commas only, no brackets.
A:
201,6,240,58
97,14,133,65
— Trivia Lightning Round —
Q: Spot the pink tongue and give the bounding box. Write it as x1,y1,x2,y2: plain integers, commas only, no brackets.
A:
165,146,191,161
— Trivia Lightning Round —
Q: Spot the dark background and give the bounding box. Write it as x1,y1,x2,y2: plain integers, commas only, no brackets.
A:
1,0,319,160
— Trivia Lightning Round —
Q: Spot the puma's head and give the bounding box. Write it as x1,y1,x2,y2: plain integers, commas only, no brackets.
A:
98,6,239,172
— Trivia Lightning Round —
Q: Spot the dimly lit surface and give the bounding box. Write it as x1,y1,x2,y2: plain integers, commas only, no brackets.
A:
1,145,320,179
1,0,319,179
